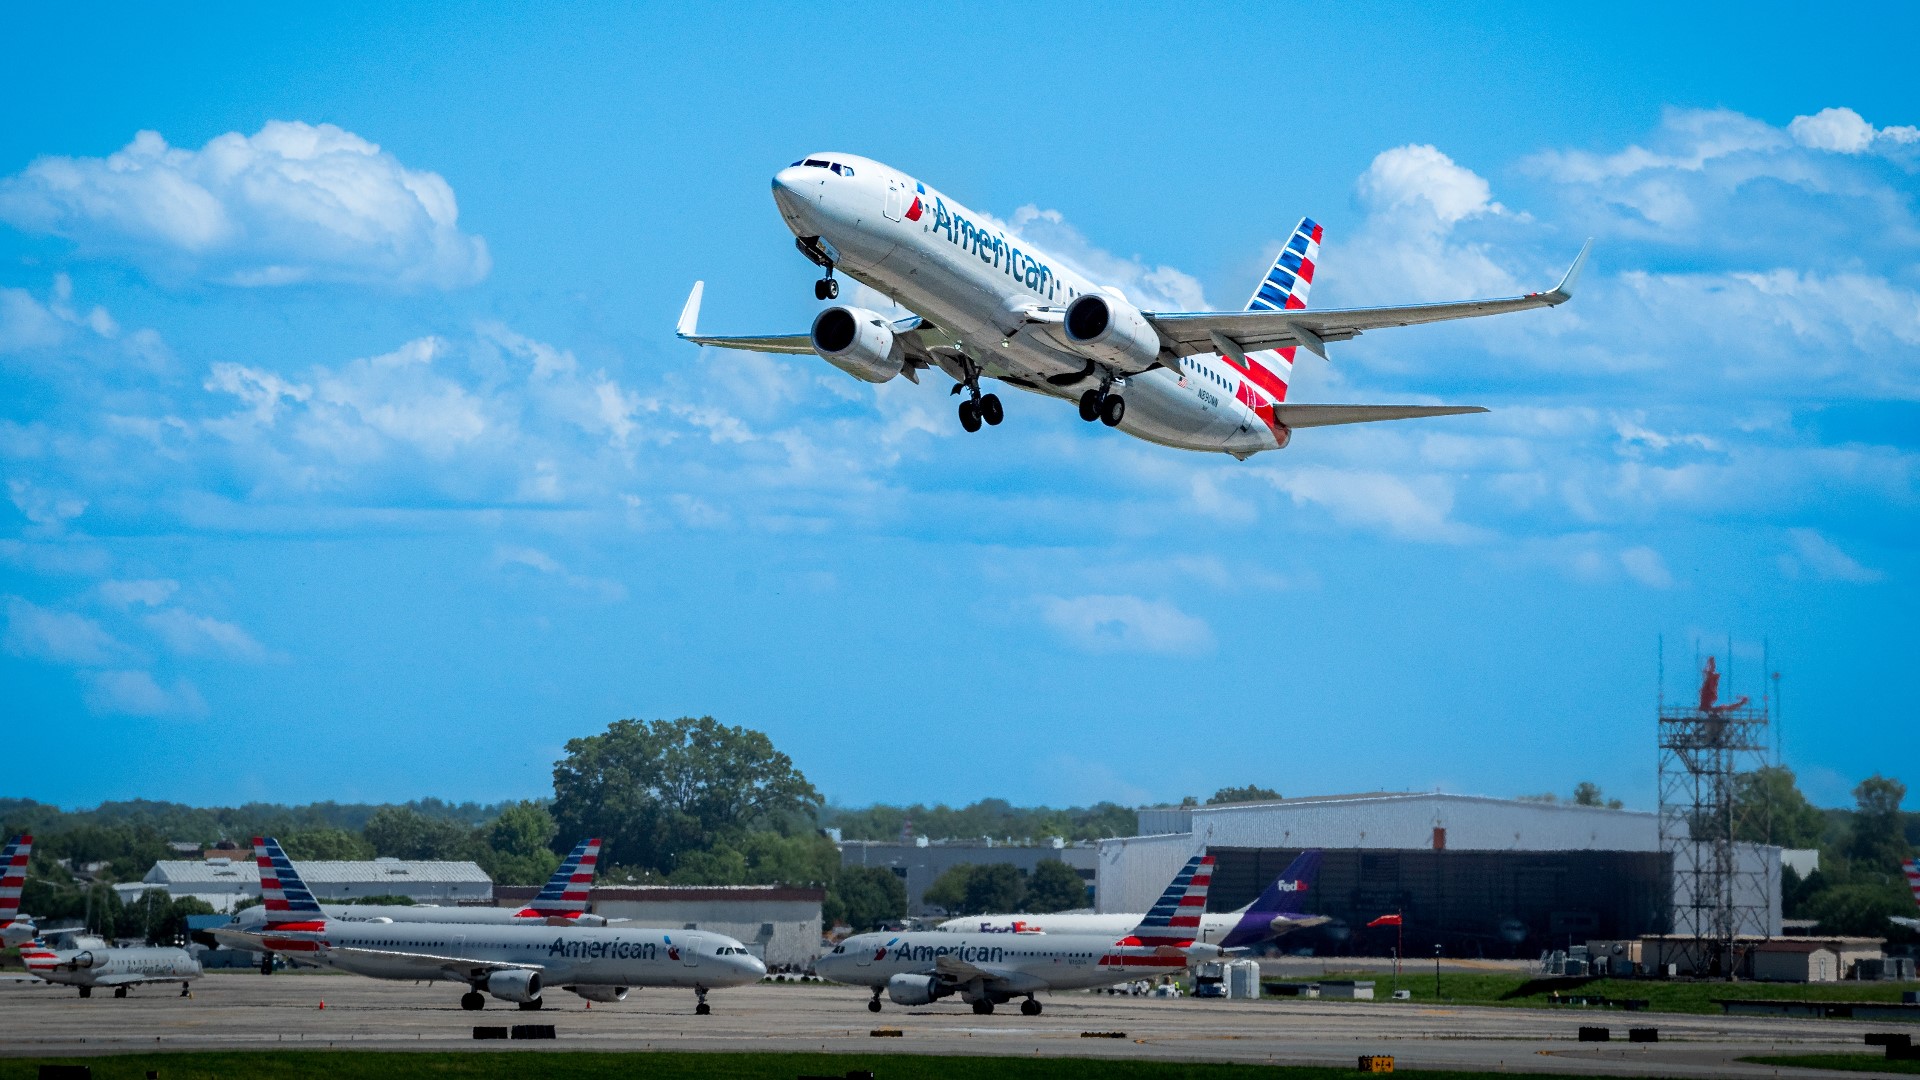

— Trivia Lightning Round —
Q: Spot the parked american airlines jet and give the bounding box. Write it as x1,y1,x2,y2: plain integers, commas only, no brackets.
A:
680,154,1588,458
1,835,39,947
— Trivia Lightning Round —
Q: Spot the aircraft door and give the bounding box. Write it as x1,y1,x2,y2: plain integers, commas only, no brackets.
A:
680,934,701,968
883,180,904,222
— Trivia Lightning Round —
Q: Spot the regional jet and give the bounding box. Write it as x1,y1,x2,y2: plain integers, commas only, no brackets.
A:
680,153,1588,459
212,838,764,1013
19,934,201,999
817,853,1230,1016
938,849,1326,948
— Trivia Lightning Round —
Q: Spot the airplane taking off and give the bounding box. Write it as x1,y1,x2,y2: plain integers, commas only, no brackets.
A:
937,850,1326,948
221,836,614,973
817,853,1231,1016
213,838,764,1012
20,934,201,999
1,834,39,947
680,153,1589,459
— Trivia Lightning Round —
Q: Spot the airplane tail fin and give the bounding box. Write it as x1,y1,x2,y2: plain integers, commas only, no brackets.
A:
526,837,601,916
0,834,29,920
253,836,325,926
1252,849,1323,913
1125,853,1214,946
1226,218,1323,405
1905,858,1919,911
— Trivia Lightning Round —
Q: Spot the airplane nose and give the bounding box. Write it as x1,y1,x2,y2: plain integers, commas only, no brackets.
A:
771,166,815,221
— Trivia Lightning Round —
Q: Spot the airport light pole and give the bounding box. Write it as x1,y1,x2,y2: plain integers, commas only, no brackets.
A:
1433,943,1442,1002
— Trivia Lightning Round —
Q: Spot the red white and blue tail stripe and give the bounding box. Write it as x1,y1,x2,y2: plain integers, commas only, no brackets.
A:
1125,852,1214,947
0,834,29,920
253,836,325,927
1220,218,1324,431
519,837,601,918
1905,858,1918,911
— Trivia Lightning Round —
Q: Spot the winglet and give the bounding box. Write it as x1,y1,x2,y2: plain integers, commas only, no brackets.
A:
677,281,705,339
1545,240,1592,304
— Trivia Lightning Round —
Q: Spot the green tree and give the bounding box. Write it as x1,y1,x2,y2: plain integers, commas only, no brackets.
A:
825,867,906,933
1801,880,1914,936
116,890,216,945
1572,782,1624,810
550,717,821,876
1849,775,1910,871
924,863,1026,916
922,864,974,915
1731,766,1828,848
475,801,562,886
1207,785,1281,805
1024,859,1089,912
279,827,375,861
362,807,473,861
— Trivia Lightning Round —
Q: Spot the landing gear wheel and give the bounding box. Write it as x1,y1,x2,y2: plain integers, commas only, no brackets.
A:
518,999,543,1011
978,393,1004,426
460,991,485,1011
113,986,128,999
825,279,839,299
1021,997,1042,1016
78,987,91,998
1078,389,1102,422
695,1001,711,1015
260,955,274,975
814,277,839,300
1100,393,1126,427
867,998,882,1013
971,998,994,1015
958,399,982,433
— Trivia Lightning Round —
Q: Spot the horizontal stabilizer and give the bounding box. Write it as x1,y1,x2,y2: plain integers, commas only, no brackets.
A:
1272,404,1487,428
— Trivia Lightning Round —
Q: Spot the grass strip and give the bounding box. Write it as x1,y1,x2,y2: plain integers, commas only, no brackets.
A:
1745,1053,1920,1074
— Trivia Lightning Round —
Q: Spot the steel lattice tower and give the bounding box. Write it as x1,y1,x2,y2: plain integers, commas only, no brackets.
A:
1657,653,1772,977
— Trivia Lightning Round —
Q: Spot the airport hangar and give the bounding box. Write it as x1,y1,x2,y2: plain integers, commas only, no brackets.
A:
115,854,494,912
1098,792,1781,958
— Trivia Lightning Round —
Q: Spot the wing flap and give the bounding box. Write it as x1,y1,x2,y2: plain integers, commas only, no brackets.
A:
1272,404,1488,428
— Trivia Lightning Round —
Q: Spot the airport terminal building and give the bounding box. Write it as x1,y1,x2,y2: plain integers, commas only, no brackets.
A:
1099,793,1781,957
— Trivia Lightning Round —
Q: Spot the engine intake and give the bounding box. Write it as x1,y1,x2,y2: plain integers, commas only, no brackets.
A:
1062,292,1161,374
886,972,946,1006
811,306,904,383
568,984,629,1002
486,968,543,1003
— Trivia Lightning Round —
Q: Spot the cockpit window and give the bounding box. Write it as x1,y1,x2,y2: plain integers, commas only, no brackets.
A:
840,166,853,176
804,159,829,168
790,159,805,167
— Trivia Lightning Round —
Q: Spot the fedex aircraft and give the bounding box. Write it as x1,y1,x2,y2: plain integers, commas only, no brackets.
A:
1,834,38,947
213,837,763,1012
680,154,1588,458
818,853,1230,1016
938,849,1324,948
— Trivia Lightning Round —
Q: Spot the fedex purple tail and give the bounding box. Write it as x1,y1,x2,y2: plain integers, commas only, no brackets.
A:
1222,849,1325,949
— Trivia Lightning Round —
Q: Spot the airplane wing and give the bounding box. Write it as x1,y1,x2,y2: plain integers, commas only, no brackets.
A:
318,944,544,983
1145,241,1590,360
1272,404,1487,428
91,972,185,987
1893,916,1920,931
932,953,1047,993
675,281,953,375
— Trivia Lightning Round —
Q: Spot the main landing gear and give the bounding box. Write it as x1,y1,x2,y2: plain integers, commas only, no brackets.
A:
694,986,712,1015
518,998,543,1011
868,987,883,1013
970,998,995,1015
1078,387,1125,427
113,986,128,999
460,990,486,1011
78,987,91,998
951,364,1003,433
1021,996,1042,1016
260,954,274,975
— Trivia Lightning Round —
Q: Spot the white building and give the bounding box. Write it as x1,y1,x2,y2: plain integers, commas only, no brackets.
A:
116,855,493,913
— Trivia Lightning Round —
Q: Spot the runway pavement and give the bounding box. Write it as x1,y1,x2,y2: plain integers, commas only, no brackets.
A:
0,972,1906,1078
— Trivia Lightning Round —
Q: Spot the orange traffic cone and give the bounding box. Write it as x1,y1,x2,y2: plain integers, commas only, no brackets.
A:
317,999,326,1010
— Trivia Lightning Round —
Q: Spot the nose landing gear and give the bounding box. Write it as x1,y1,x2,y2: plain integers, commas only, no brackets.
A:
694,986,712,1015
867,987,883,1013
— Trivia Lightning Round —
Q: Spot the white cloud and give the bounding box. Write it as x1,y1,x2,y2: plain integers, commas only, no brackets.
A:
82,669,207,718
492,545,627,601
1260,466,1485,543
1036,594,1214,655
143,608,271,661
1788,107,1920,155
1618,546,1674,589
98,579,179,607
1007,206,1207,310
1780,528,1882,583
3,596,119,664
0,122,489,289
7,479,86,529
1358,144,1505,228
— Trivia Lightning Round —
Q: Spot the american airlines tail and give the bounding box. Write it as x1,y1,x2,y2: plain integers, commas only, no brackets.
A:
520,837,602,918
0,834,28,921
1125,853,1214,947
252,836,325,927
1234,217,1322,407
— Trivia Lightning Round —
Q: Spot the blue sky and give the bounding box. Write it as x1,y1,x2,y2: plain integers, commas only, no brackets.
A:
3,4,1915,813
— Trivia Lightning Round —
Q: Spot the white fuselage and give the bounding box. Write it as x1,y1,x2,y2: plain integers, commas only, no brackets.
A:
25,945,201,989
935,912,1243,943
244,921,764,991
228,902,606,936
816,929,1203,998
772,156,1283,456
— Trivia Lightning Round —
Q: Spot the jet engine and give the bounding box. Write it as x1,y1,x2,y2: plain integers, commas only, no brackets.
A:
886,972,947,1006
810,306,904,383
1062,292,1161,373
568,984,629,1002
67,951,98,969
485,969,543,1003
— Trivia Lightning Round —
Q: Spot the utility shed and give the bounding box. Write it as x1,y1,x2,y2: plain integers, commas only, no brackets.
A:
118,856,493,912
494,884,824,970
1750,940,1839,983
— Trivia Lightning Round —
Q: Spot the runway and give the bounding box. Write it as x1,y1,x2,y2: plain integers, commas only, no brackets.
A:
0,972,1903,1078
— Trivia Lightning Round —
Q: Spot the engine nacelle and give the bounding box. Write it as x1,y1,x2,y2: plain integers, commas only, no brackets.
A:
567,984,629,1002
486,968,543,1003
1062,292,1161,373
68,950,98,970
811,306,904,383
886,972,946,1006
